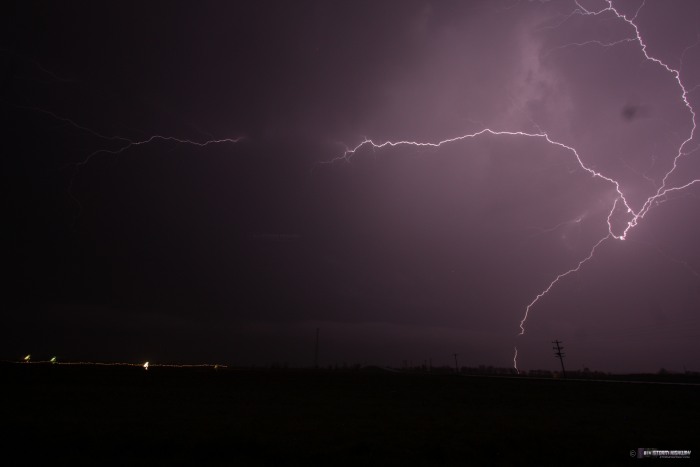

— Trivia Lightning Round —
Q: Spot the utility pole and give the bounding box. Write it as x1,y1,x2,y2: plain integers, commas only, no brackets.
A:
453,353,459,373
552,340,566,378
314,328,319,369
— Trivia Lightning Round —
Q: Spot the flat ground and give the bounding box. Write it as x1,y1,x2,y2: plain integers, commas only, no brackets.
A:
2,365,697,466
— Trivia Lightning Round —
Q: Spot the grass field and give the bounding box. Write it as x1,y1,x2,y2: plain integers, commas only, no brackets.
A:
3,364,697,465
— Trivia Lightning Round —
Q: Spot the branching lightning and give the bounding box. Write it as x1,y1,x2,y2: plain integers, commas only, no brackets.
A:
528,214,584,237
20,106,244,168
327,0,700,370
518,234,611,336
19,105,243,225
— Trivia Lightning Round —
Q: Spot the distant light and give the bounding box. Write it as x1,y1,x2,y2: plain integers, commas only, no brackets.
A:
24,355,31,362
143,362,149,370
50,357,57,364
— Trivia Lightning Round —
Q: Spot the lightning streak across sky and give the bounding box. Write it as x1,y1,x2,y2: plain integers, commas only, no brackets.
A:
20,106,244,168
18,106,243,224
327,0,700,371
6,0,700,372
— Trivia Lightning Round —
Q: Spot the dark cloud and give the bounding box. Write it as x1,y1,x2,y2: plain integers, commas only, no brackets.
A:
3,0,700,372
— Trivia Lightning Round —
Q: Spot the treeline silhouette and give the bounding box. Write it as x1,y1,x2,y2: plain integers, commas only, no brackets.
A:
261,361,700,382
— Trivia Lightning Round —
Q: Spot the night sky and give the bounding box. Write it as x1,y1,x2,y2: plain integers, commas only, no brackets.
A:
4,0,700,373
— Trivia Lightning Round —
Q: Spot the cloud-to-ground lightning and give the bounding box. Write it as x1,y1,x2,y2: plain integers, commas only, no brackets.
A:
518,234,611,336
326,0,700,371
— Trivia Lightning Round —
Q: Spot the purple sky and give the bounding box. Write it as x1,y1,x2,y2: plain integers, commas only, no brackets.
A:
4,0,700,372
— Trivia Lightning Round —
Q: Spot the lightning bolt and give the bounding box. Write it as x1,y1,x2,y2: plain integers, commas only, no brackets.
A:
527,214,584,237
325,0,700,371
518,234,611,336
19,106,243,224
19,106,244,168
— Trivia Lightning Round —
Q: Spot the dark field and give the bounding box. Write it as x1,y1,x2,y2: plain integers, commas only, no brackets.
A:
3,365,697,466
